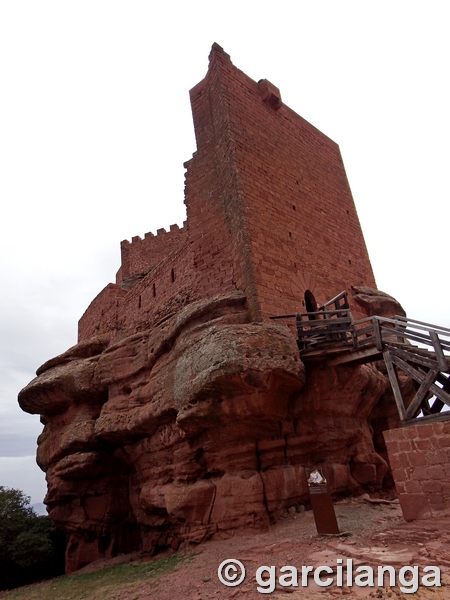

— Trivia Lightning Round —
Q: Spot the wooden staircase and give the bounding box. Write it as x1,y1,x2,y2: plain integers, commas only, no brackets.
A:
271,292,450,426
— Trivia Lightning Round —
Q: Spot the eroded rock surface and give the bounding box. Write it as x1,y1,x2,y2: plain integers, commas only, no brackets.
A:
19,292,394,572
351,285,406,318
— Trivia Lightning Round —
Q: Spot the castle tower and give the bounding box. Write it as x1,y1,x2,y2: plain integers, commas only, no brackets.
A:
79,44,376,341
185,43,376,321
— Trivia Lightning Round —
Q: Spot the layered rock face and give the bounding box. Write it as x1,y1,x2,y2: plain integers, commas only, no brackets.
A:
20,292,397,573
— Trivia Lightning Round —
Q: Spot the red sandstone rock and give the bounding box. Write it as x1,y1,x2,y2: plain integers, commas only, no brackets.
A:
19,292,396,572
351,285,406,318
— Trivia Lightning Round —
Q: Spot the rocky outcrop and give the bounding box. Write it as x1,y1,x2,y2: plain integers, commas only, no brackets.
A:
350,286,414,476
19,292,393,572
17,37,409,574
351,286,406,318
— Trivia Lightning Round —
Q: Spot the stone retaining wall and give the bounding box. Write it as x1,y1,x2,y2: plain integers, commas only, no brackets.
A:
384,420,450,520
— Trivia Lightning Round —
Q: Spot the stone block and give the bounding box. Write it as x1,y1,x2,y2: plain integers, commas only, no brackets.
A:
428,493,449,517
407,451,426,467
398,493,431,521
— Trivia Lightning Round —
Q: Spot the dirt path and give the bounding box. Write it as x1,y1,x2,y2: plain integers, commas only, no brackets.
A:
105,497,449,599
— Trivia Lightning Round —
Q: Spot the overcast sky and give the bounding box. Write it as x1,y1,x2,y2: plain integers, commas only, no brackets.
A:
1,2,449,506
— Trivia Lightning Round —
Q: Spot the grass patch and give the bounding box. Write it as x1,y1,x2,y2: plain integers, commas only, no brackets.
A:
0,553,195,600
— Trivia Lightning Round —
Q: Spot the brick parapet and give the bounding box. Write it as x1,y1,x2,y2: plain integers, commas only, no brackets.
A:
118,222,187,284
384,420,450,521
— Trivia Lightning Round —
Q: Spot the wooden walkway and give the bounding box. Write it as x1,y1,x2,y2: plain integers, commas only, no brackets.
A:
271,292,450,426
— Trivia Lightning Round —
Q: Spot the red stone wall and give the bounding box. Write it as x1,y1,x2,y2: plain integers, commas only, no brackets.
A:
78,284,127,340
184,52,249,308
384,420,450,521
185,44,376,321
79,243,199,341
115,243,199,335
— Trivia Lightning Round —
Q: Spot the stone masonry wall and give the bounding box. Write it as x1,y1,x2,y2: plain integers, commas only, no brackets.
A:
185,44,376,323
78,284,128,341
118,223,187,284
384,420,450,521
79,242,197,341
197,47,376,321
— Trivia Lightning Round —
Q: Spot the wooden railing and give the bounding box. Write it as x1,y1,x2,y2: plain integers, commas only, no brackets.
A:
270,292,450,425
271,291,357,351
353,315,450,424
353,314,450,359
296,309,355,350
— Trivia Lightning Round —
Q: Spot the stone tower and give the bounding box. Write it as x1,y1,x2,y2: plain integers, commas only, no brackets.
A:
185,43,376,321
78,43,375,342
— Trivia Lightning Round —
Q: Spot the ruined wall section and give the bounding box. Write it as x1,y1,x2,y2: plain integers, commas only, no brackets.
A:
79,224,191,342
202,46,376,320
78,284,128,341
79,240,198,342
384,421,450,521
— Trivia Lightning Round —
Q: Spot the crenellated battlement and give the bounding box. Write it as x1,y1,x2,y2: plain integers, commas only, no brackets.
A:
118,221,188,286
124,221,188,246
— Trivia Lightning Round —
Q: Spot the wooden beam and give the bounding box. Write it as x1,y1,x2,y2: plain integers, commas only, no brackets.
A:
403,412,450,426
355,335,376,350
428,383,450,409
390,354,424,384
354,324,375,337
381,327,433,347
300,345,358,362
390,354,450,410
429,398,445,414
404,368,439,421
373,318,383,351
430,330,449,372
328,346,382,366
383,350,406,421
388,346,440,371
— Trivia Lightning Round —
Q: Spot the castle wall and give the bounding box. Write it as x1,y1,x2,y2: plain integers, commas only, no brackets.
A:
115,242,198,335
118,223,187,284
78,283,127,341
384,421,450,520
78,44,377,341
183,58,249,309
79,242,198,342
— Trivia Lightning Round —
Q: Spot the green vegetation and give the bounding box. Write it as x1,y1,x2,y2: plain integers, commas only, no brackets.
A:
0,485,195,598
0,553,194,600
0,486,65,591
